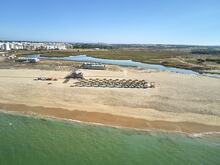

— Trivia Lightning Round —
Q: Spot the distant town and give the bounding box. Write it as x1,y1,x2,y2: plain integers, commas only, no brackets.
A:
1,40,220,52
0,41,67,51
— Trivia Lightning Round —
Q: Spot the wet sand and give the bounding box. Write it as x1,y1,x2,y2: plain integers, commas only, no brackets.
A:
1,103,220,134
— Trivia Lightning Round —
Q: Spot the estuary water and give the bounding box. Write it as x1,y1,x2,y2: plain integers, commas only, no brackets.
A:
43,54,198,74
27,54,220,77
0,112,220,165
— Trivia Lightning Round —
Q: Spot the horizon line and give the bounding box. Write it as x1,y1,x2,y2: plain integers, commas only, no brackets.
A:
0,39,219,47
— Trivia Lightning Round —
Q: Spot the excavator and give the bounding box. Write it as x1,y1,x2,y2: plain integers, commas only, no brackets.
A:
65,69,84,79
63,69,84,83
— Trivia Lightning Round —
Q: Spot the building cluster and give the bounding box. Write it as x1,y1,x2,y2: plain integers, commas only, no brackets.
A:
0,41,67,51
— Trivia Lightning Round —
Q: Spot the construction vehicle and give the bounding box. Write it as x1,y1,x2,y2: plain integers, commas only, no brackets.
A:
65,70,84,79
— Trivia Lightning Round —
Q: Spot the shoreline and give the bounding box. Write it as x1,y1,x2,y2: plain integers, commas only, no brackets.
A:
3,109,220,138
1,108,220,138
1,102,220,135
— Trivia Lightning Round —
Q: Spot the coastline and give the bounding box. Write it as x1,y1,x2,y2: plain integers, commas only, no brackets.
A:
1,109,220,138
1,103,220,134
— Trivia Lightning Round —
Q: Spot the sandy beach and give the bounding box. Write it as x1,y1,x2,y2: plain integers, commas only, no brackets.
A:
0,65,220,133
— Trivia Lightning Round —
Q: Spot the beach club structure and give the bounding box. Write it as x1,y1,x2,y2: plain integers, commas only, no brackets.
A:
81,63,106,70
16,57,40,63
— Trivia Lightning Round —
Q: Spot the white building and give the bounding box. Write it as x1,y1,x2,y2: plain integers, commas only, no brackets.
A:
0,43,4,51
6,43,11,50
1,43,11,51
57,44,66,50
47,45,56,50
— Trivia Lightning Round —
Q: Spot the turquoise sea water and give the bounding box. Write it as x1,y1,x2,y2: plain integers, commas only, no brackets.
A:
0,112,220,165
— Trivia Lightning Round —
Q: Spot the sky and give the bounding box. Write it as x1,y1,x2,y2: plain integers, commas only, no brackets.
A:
0,0,220,45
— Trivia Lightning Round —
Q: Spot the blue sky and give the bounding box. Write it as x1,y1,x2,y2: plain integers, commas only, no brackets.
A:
0,0,220,45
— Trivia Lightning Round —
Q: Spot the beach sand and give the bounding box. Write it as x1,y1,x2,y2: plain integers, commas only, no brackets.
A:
0,66,219,133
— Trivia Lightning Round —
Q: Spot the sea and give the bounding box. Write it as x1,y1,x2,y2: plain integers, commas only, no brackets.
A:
0,112,220,165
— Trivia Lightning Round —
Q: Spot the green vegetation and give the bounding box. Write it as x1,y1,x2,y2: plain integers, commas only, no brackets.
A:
191,49,220,55
6,48,220,74
70,43,113,49
42,48,220,74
